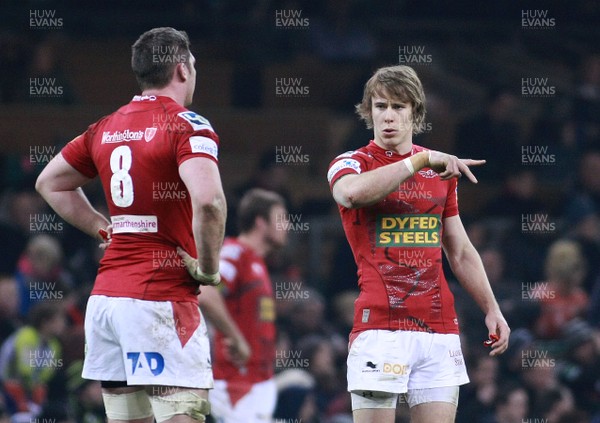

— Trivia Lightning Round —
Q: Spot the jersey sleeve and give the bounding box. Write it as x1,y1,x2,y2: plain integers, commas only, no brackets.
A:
217,242,243,297
174,111,220,166
443,178,459,218
60,130,98,179
327,151,368,190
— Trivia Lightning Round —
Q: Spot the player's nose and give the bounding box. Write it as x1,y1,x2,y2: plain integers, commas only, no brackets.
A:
384,108,394,122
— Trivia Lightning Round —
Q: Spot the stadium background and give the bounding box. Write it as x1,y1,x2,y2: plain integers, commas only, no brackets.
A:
0,0,599,422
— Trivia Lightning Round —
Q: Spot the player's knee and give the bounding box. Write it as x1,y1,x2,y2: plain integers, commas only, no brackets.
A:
102,390,154,421
150,391,211,423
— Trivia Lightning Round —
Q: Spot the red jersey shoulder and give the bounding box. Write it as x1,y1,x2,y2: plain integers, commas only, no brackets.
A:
165,102,216,135
218,240,244,291
327,148,372,186
219,239,268,290
166,104,220,162
60,113,116,178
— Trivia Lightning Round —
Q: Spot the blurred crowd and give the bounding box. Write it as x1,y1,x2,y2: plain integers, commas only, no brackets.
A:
1,0,600,422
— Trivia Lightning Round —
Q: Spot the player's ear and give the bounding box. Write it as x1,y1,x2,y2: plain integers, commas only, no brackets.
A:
255,215,268,231
176,62,188,82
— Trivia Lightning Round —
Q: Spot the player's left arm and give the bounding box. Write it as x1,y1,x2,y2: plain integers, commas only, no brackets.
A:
442,214,510,356
35,153,110,241
198,286,251,367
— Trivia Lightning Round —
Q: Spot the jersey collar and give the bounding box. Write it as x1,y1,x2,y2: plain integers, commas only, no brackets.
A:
366,140,414,159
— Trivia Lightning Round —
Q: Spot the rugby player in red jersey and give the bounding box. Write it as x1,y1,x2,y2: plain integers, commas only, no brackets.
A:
327,65,510,423
197,188,287,423
36,27,230,423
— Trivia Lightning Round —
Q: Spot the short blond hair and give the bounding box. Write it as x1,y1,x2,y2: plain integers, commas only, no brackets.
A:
355,65,426,134
545,239,585,284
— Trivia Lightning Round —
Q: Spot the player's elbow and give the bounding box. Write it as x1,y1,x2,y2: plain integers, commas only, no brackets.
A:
333,181,362,209
192,189,227,218
35,173,50,199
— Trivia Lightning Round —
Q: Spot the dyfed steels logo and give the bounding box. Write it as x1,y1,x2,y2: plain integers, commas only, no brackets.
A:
377,214,440,247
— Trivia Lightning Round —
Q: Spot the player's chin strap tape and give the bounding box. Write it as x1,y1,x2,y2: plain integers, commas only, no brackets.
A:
102,391,154,421
150,391,211,423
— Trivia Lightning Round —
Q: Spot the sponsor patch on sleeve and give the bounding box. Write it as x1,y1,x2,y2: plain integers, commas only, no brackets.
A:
327,158,362,183
178,111,214,131
189,136,218,159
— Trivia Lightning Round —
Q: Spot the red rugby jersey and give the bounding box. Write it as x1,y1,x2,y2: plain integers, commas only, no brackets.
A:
61,95,219,303
328,141,460,337
211,238,276,403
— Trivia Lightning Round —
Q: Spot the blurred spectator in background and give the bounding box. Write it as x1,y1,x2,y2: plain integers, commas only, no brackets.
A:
565,149,600,291
0,404,9,423
565,149,600,217
0,32,28,104
14,234,73,318
0,275,21,346
519,347,562,414
456,354,499,423
589,273,600,328
479,382,528,423
528,100,580,185
60,284,92,368
573,54,600,148
23,36,77,105
0,301,66,418
500,328,535,377
485,167,547,220
283,288,346,356
331,290,358,336
532,239,589,339
65,361,104,423
455,87,522,181
531,386,576,423
454,246,538,343
0,216,27,276
556,319,600,417
273,368,318,423
296,335,345,417
1,187,46,241
482,167,550,283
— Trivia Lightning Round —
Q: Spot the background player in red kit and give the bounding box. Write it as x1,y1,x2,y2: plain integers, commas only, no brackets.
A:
35,27,228,422
327,65,511,423
198,188,288,423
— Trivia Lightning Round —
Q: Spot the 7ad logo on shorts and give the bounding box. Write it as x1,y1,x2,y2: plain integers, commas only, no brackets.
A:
377,214,440,247
127,352,165,376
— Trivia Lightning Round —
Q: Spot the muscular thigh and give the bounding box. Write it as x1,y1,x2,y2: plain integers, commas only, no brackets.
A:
410,401,457,423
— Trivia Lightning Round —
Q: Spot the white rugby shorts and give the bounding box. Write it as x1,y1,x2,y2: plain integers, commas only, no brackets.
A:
209,379,277,423
347,329,469,394
82,295,213,388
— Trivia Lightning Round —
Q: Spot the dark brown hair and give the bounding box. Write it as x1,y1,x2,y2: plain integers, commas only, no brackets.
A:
237,189,286,233
131,27,191,90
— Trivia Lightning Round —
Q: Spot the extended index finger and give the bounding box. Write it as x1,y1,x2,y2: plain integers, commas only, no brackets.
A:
460,159,486,167
457,160,479,184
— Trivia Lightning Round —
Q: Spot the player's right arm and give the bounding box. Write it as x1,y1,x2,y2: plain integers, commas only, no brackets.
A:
331,150,483,209
35,153,110,241
178,157,226,277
